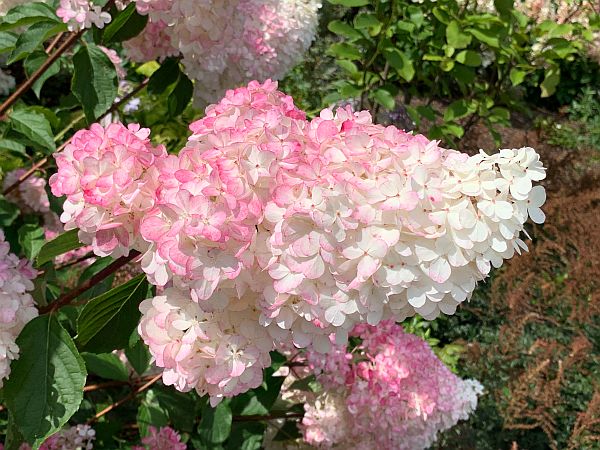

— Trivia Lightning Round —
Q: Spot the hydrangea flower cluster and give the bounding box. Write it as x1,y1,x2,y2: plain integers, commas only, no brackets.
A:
17,425,96,450
49,122,167,258
3,169,51,215
125,0,321,105
57,0,111,31
301,320,483,449
132,426,186,450
0,230,38,387
50,80,546,405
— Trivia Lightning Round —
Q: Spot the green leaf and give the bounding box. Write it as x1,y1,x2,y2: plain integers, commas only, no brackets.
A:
0,2,60,31
147,58,180,95
354,13,381,29
153,386,196,432
444,99,474,122
9,107,56,152
4,315,86,447
442,122,465,138
328,20,362,40
227,423,265,450
372,88,395,110
137,390,169,438
383,47,415,81
494,0,514,16
540,66,560,98
18,223,45,260
4,411,26,450
199,401,233,445
36,229,83,267
8,20,66,64
328,42,362,60
102,2,148,44
72,43,118,123
77,274,149,353
327,0,370,5
509,67,527,86
125,333,151,376
77,256,114,301
468,28,500,48
440,58,455,72
0,138,26,156
432,7,450,24
455,49,481,67
0,197,18,227
167,72,193,117
488,106,511,124
336,59,358,74
0,31,18,53
82,352,129,381
24,51,62,98
446,21,471,49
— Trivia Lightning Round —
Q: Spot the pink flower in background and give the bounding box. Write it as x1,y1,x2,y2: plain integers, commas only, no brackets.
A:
133,426,186,450
57,0,111,31
0,230,38,387
17,425,95,450
301,321,483,449
99,46,126,79
2,169,50,214
126,0,321,105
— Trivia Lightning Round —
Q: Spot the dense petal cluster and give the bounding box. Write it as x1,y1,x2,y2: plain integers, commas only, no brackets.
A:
132,426,186,450
125,0,321,105
0,230,38,387
301,320,483,449
57,0,111,31
51,80,546,404
49,122,167,258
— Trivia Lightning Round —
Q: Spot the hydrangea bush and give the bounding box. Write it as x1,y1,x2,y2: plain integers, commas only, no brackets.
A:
0,0,553,449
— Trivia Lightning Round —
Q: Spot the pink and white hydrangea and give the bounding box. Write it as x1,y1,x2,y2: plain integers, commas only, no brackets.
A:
125,0,322,105
50,80,546,404
18,425,95,450
57,0,111,31
132,426,186,450
0,230,38,387
300,320,484,449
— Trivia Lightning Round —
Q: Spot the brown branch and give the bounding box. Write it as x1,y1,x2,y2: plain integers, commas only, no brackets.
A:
2,78,150,197
0,30,84,118
87,373,162,424
83,376,156,393
39,250,141,314
45,32,65,55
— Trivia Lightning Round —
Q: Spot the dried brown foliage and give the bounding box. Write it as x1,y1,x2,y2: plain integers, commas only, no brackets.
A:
568,390,600,449
472,184,600,449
